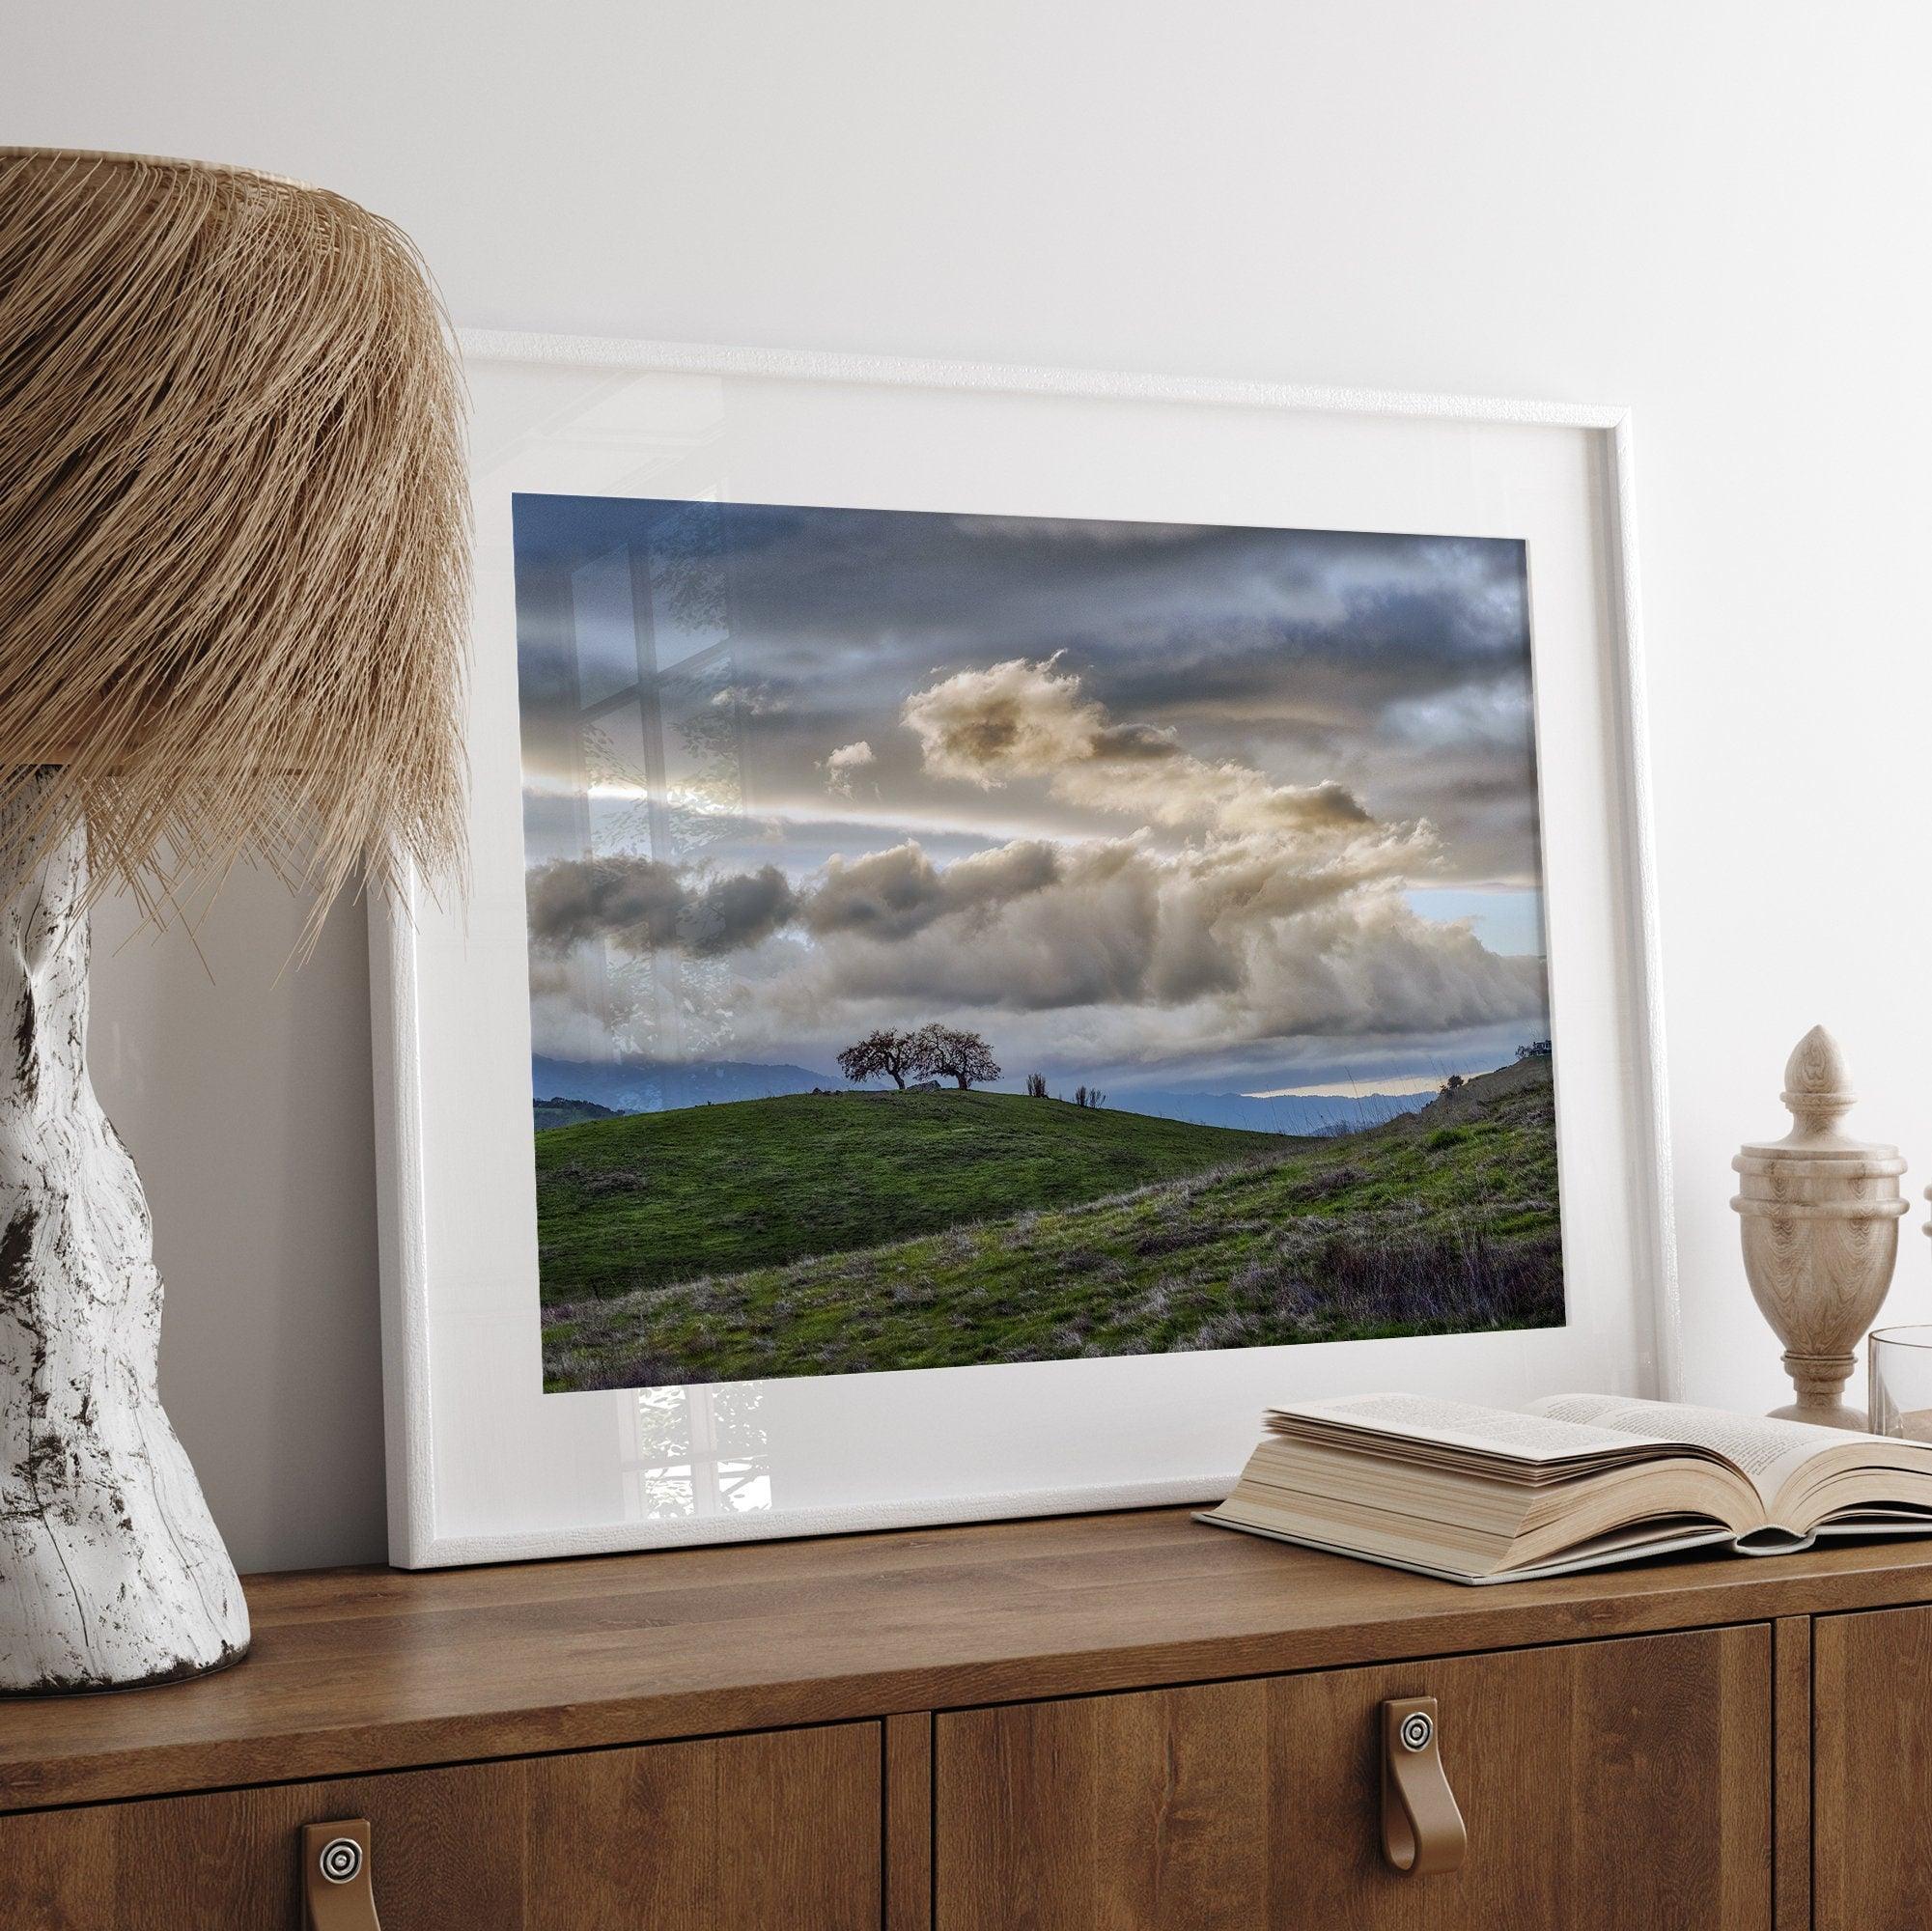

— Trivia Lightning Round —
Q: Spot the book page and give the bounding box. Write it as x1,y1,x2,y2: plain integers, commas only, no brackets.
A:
1200,1509,1746,1586
1527,1395,1845,1506
1271,1392,1670,1463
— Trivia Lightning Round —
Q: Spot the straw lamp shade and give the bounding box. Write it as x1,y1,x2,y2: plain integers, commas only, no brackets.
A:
0,150,469,1691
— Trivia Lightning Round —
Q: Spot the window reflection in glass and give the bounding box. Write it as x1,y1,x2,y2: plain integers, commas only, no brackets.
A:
620,1384,771,1520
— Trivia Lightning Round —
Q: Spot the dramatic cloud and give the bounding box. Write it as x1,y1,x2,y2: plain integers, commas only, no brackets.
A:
524,837,1068,958
521,657,1545,1074
822,739,876,798
772,837,1541,1034
806,839,1060,942
521,654,1543,1066
511,495,1551,1081
526,854,798,960
513,497,1541,885
902,657,1383,841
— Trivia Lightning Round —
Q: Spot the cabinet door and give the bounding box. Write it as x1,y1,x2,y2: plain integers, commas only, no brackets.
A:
0,1721,880,1930
938,1626,1770,1930
1814,1603,1932,1931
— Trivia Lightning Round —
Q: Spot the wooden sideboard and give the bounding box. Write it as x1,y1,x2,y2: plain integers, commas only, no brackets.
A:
5,1506,1932,1928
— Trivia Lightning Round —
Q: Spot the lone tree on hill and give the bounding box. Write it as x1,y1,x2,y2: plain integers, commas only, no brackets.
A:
913,1023,1000,1091
836,1027,922,1090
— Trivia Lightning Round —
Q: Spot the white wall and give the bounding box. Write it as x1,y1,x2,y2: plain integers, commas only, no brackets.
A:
11,1,1932,1572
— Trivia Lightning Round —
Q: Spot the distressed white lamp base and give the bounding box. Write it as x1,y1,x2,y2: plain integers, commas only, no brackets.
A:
0,796,248,1693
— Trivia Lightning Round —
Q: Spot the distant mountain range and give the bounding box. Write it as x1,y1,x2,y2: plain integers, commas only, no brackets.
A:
532,1055,1435,1137
1101,1086,1431,1135
532,1055,836,1114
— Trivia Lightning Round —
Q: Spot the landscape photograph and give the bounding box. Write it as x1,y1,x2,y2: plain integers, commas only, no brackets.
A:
513,493,1563,1393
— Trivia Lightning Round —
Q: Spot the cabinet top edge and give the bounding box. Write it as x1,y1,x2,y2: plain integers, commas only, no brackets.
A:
5,1506,1932,1811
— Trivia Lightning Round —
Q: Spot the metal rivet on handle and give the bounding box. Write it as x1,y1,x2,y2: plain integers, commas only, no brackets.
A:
319,1837,364,1885
1398,1710,1434,1752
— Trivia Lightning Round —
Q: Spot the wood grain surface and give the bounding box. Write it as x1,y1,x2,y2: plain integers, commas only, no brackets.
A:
885,1711,934,1931
1813,1601,1932,1931
5,1507,1932,1813
937,1624,1772,1929
0,1721,879,1929
1774,1616,1812,1931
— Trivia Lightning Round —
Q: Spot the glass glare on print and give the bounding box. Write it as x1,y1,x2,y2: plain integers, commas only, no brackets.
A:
512,495,1561,1395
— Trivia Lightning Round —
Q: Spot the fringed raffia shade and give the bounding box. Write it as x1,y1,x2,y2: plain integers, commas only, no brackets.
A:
0,148,467,934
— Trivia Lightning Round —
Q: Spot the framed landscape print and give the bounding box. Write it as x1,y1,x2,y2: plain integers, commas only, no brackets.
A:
371,335,1676,1566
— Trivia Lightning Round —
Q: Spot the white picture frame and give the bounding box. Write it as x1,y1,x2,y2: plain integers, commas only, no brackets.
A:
371,331,1677,1569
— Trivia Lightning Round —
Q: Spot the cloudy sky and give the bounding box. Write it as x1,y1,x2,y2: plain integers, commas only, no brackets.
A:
513,494,1551,1098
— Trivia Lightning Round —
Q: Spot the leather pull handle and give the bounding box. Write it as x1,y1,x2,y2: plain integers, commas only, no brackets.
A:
302,1820,382,1930
1380,1697,1467,1877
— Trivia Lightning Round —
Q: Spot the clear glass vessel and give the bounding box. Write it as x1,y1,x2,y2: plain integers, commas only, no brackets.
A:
1866,1326,1932,1439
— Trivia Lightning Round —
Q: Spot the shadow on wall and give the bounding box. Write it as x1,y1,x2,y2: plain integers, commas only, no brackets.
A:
86,872,387,1573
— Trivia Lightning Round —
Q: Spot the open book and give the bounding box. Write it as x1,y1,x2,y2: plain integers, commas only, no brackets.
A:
1198,1392,1932,1583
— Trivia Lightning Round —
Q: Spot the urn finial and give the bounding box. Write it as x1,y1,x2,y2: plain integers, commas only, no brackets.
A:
1733,1024,1907,1430
1779,1024,1856,1144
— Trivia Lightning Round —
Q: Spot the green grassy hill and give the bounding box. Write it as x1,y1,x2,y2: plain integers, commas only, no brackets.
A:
536,1088,1290,1301
542,1060,1562,1391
